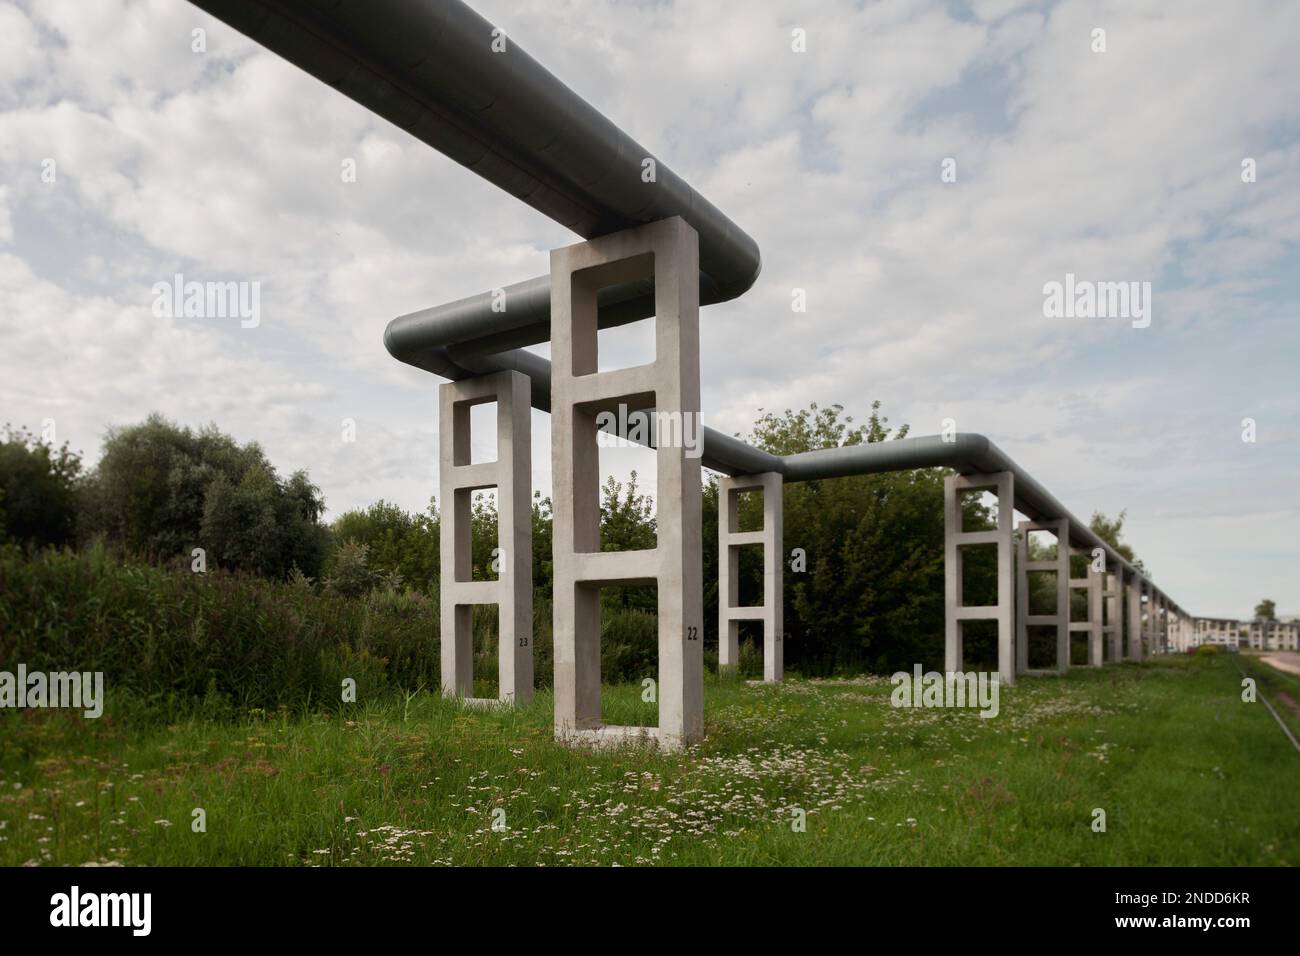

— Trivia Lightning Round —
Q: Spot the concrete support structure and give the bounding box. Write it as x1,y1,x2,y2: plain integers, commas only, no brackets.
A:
1103,571,1122,662
944,471,1015,686
1125,577,1144,661
1068,547,1104,666
550,217,703,751
1159,595,1170,655
1016,518,1069,675
718,471,784,682
439,369,533,705
1149,595,1160,654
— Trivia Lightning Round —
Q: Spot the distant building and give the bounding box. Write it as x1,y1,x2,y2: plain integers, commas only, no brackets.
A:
1247,619,1300,652
1193,618,1244,649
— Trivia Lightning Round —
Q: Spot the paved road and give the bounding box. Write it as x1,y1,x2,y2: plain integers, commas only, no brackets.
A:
1260,651,1300,676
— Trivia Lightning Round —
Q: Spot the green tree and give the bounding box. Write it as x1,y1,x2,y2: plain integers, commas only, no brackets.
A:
1255,599,1277,621
1089,510,1146,574
713,401,960,675
322,539,382,597
599,471,656,613
201,465,328,578
0,425,83,548
81,413,328,576
329,498,439,592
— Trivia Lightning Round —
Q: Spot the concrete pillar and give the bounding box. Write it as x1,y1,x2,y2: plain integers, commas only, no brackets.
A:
1068,547,1103,666
944,471,1015,686
1104,571,1122,663
1125,576,1144,661
1015,517,1069,675
718,471,783,682
438,369,533,705
550,216,703,751
1143,588,1157,655
1159,597,1168,654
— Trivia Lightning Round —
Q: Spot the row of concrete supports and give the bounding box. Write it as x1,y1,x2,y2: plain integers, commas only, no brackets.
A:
437,219,1180,749
942,471,1184,684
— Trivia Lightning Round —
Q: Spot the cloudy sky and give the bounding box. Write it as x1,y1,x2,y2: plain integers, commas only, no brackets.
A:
1,0,1296,618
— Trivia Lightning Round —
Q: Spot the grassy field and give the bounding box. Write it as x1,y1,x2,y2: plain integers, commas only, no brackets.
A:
1238,651,1300,742
1,653,1297,866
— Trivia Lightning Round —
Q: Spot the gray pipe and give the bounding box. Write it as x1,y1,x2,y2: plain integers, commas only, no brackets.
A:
190,0,761,362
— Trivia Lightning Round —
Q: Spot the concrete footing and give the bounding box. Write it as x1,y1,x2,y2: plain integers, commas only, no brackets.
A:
718,471,784,682
438,369,533,705
944,471,1015,686
550,216,703,751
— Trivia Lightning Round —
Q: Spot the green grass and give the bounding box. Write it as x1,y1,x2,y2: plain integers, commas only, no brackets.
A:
1237,650,1300,741
1,654,1296,866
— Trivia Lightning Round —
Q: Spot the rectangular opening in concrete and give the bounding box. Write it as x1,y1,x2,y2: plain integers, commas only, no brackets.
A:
733,542,765,607
450,395,499,466
452,487,500,582
960,619,999,672
468,399,498,465
1025,624,1059,671
1026,528,1059,561
1026,570,1058,616
1070,631,1090,666
596,583,659,729
596,440,658,553
597,315,656,374
959,488,1000,533
731,486,764,533
734,619,764,680
569,251,656,376
959,542,999,607
1069,587,1089,623
470,603,500,700
1069,552,1089,579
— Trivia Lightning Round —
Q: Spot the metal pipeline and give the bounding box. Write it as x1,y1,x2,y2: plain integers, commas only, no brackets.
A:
190,0,761,361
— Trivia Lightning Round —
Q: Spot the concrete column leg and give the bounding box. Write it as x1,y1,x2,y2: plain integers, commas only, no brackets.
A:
1104,572,1122,663
944,471,1015,686
718,472,783,682
1125,577,1144,661
438,369,533,705
1143,587,1155,655
1016,517,1069,675
1087,563,1104,666
550,217,703,751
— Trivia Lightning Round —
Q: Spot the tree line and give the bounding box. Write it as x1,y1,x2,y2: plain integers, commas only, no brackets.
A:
0,402,1144,675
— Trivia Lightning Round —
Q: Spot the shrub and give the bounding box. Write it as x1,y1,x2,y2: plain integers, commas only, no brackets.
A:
0,426,82,548
0,546,439,717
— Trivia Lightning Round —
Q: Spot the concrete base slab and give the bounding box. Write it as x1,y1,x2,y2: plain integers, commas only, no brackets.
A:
557,724,665,751
460,697,507,710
